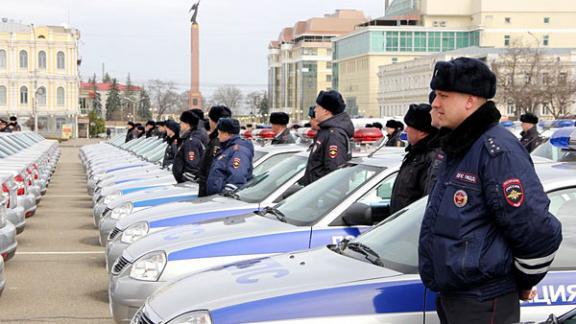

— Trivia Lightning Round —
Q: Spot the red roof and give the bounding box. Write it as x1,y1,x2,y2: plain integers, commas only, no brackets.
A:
81,82,142,92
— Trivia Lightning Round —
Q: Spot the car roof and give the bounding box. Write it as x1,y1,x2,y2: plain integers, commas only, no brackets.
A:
536,162,576,190
352,150,405,168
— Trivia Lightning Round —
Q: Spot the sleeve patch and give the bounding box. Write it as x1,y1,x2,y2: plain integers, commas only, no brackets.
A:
232,157,241,169
328,145,338,159
503,178,525,207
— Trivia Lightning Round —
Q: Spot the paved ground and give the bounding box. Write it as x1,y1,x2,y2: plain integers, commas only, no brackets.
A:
0,139,114,323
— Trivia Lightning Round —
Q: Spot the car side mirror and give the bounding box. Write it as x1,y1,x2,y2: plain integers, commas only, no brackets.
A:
342,202,373,226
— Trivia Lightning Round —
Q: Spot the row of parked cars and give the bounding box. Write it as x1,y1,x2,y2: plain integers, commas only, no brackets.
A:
0,132,60,296
81,128,576,324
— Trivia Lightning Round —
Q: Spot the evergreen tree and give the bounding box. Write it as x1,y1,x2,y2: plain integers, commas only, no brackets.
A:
90,75,102,118
102,72,112,83
105,79,122,121
138,89,152,120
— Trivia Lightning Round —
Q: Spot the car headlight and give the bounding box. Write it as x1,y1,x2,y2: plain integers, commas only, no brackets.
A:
168,311,212,324
103,192,122,205
110,202,133,220
129,251,166,282
121,222,149,244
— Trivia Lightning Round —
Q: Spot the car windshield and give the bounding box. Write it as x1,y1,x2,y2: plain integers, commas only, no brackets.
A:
253,150,267,162
532,140,576,162
273,164,382,226
237,155,307,203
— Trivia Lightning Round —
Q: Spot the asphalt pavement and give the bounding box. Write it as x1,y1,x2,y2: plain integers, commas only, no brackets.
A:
0,139,113,323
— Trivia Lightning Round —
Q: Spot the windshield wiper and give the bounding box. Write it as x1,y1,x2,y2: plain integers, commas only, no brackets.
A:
261,206,287,223
346,242,383,266
221,190,240,200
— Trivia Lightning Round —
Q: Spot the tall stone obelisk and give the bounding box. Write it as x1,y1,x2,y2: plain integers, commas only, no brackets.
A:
189,1,203,109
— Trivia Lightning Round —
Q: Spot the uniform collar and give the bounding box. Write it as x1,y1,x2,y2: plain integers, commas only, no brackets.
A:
440,101,501,157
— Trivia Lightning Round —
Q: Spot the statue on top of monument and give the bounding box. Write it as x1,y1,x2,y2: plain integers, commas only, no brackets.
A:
189,0,200,24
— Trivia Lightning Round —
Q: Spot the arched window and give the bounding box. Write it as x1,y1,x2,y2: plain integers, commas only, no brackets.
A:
19,50,28,69
57,87,65,106
38,51,47,69
0,86,6,106
57,51,65,70
20,86,28,104
37,86,47,106
0,50,6,69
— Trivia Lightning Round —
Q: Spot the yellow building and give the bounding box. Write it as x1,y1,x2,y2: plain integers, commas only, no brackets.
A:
268,10,367,122
333,0,576,117
0,19,80,138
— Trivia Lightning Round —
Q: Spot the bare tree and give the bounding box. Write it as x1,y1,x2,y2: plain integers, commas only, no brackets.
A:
491,45,547,118
146,80,181,119
211,85,243,111
245,91,265,115
540,59,576,119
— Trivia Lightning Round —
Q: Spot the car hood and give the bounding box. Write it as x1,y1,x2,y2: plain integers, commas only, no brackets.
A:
123,214,302,262
147,247,404,321
117,196,256,229
101,175,176,195
108,183,199,209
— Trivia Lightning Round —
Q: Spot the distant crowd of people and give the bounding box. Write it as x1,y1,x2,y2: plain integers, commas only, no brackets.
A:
0,116,22,133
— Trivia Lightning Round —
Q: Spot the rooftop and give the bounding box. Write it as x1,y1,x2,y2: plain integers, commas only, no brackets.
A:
80,82,142,92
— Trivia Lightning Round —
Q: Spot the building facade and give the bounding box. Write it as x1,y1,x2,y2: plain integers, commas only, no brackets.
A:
377,47,576,118
268,10,367,122
333,0,576,117
0,19,80,138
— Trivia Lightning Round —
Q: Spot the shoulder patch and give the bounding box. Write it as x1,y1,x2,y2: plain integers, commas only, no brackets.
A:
328,145,338,159
484,137,503,157
232,157,241,169
503,178,524,207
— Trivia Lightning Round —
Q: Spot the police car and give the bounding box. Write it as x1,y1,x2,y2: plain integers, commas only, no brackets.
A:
0,256,5,296
96,144,308,239
132,160,576,324
104,150,311,270
109,152,404,322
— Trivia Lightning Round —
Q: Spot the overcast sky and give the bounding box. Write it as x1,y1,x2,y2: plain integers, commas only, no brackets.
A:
3,0,383,95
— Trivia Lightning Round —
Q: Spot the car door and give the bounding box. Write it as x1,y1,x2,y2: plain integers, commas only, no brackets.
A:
309,173,398,246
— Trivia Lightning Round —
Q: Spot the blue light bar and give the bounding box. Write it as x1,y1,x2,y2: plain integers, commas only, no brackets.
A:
550,127,576,149
500,121,514,127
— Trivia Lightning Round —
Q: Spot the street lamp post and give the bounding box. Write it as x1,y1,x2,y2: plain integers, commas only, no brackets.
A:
33,86,45,133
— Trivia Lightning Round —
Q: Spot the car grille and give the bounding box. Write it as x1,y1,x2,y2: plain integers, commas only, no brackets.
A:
112,256,130,275
109,227,121,240
132,309,155,324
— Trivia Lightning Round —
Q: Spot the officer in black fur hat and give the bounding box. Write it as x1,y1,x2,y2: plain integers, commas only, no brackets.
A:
162,120,180,168
300,90,354,185
519,113,542,153
384,120,405,147
172,109,209,183
269,112,296,144
389,104,438,214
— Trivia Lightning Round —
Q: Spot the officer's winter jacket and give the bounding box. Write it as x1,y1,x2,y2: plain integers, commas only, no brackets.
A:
419,102,562,301
125,129,135,143
162,135,178,168
206,135,254,196
271,128,296,145
385,130,405,147
520,126,542,153
172,127,209,183
198,130,220,197
300,112,354,186
389,133,439,214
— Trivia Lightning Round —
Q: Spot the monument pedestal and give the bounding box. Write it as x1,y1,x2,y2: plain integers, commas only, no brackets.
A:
189,23,203,110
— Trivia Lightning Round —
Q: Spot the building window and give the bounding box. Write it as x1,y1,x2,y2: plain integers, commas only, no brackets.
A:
392,57,398,64
57,51,65,69
428,32,441,52
507,101,515,116
326,75,332,82
386,31,399,51
0,50,6,69
456,32,470,48
505,17,511,24
543,35,549,46
544,17,550,24
19,50,28,69
57,87,65,106
442,32,455,51
37,86,47,106
56,117,66,130
504,35,511,47
20,86,28,104
414,32,427,51
541,103,549,116
326,62,332,69
0,86,6,106
400,31,413,51
38,51,47,69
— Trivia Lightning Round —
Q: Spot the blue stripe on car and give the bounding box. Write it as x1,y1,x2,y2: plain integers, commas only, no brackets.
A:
211,280,435,322
150,209,256,228
105,164,146,173
133,195,198,208
167,230,312,261
114,178,144,185
121,186,160,195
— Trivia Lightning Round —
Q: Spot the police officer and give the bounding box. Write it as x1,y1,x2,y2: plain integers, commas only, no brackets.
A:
300,90,354,186
172,109,209,183
389,104,438,214
0,119,10,132
519,113,542,153
156,121,167,141
419,57,562,324
198,106,232,197
270,112,296,144
206,118,254,195
384,120,405,147
162,120,180,168
125,121,135,142
144,120,157,138
134,124,145,138
8,116,21,132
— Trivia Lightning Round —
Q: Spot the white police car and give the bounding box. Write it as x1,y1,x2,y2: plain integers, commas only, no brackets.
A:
109,153,404,322
132,160,576,324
